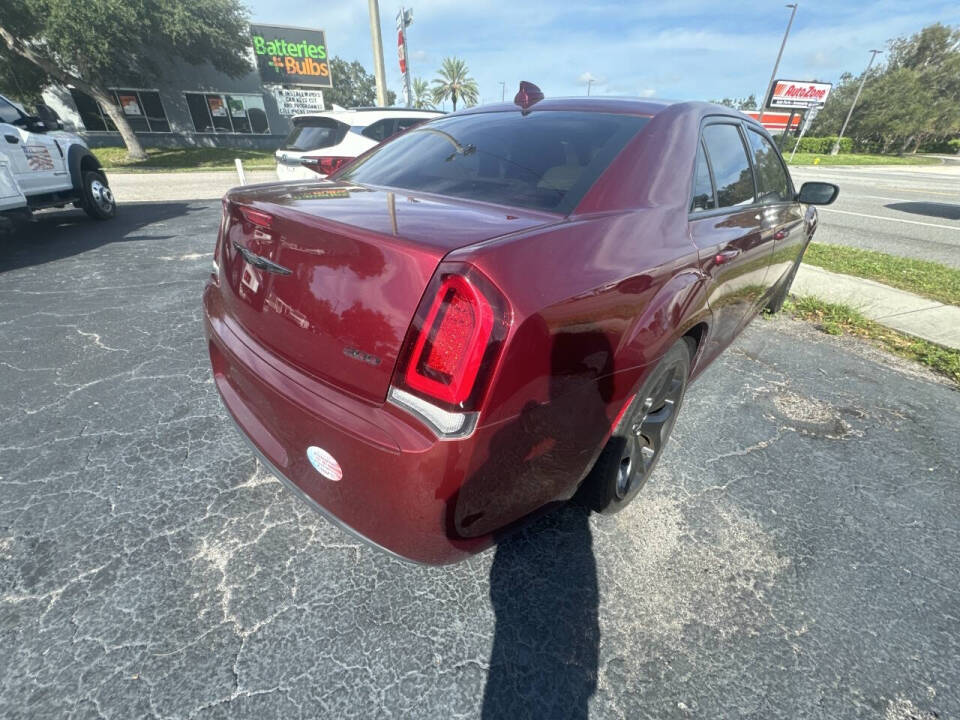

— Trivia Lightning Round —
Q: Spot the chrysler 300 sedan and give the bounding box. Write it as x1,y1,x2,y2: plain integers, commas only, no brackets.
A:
203,85,838,564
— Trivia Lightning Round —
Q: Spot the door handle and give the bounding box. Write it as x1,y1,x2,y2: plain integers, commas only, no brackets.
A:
713,248,741,265
4,135,18,144
774,229,790,241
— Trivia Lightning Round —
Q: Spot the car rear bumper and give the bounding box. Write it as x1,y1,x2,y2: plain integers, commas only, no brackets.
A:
203,282,492,565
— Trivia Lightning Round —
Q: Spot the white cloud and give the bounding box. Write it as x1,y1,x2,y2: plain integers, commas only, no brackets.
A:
578,71,606,86
639,88,656,98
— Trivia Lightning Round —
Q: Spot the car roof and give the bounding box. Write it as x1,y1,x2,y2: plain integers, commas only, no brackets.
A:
443,96,763,128
292,108,444,125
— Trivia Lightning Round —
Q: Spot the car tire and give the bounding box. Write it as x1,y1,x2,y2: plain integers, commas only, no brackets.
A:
576,337,692,515
81,171,116,220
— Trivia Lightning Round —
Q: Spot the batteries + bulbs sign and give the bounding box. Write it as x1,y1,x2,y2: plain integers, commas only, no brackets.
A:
250,24,332,88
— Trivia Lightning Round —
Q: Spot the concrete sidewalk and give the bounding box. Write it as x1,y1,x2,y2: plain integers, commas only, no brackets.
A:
793,264,960,350
109,169,277,203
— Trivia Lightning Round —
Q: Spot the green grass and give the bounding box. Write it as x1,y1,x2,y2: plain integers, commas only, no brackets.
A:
785,296,960,385
93,147,275,172
803,243,960,307
786,152,940,166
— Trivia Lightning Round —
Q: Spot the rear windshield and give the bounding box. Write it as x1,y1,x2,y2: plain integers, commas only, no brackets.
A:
281,117,348,152
339,111,650,213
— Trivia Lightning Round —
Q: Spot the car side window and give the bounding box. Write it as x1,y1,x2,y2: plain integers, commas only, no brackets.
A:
0,97,22,125
702,123,755,208
691,140,716,213
396,117,424,132
361,119,397,142
746,128,792,203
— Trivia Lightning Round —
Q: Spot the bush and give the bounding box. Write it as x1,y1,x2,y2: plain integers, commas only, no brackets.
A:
792,136,853,154
917,137,960,154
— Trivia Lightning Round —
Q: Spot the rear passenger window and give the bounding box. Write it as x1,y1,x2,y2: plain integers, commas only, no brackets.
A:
396,117,425,132
691,140,716,212
702,124,755,208
361,119,397,142
747,129,792,203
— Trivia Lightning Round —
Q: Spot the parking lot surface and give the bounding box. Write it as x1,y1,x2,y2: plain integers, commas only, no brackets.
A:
1,203,958,719
791,164,960,267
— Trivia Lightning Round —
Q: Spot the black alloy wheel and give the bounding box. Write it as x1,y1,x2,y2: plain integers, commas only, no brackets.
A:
577,337,692,514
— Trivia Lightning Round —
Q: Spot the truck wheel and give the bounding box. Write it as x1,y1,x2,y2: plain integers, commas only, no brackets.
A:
81,171,116,220
575,337,692,514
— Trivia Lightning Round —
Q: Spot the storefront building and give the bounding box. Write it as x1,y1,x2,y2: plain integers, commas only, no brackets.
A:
41,56,295,151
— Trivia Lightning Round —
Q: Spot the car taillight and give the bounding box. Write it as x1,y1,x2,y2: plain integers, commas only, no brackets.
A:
238,206,273,228
390,264,510,436
301,156,351,175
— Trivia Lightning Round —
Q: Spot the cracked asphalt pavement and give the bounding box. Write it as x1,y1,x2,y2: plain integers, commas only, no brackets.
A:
1,202,958,719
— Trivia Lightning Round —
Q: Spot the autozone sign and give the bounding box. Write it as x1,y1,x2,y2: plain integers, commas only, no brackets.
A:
767,80,832,109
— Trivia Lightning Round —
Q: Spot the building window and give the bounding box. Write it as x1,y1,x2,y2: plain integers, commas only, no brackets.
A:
184,92,270,134
69,88,170,133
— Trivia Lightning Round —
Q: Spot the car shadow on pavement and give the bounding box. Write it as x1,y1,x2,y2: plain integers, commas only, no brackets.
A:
0,201,201,273
481,505,599,720
478,324,611,720
884,201,960,221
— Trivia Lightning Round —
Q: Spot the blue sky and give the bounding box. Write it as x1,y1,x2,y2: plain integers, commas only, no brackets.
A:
247,0,960,107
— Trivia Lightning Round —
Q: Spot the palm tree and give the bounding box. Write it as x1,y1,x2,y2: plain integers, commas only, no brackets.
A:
431,57,479,111
412,77,435,110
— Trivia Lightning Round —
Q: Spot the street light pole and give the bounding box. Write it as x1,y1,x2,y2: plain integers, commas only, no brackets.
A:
367,0,388,106
758,3,798,126
586,78,593,96
499,81,505,102
831,49,882,155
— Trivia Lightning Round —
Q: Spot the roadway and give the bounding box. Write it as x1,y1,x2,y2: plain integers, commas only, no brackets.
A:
789,163,960,268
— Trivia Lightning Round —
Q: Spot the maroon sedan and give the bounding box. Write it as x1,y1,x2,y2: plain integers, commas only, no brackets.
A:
203,87,838,564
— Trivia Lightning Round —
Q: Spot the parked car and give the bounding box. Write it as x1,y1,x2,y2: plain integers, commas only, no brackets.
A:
205,84,838,564
274,107,443,181
0,92,116,230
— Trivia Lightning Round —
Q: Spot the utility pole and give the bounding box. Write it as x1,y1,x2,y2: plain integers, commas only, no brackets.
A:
832,49,882,155
499,81,505,102
586,78,593,96
367,0,388,106
758,3,798,126
397,7,413,107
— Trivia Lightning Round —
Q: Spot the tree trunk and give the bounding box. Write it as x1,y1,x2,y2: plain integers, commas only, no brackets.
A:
0,22,147,160
93,91,147,160
908,134,923,154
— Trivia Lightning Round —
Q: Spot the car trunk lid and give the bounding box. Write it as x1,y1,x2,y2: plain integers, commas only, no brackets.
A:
217,180,556,403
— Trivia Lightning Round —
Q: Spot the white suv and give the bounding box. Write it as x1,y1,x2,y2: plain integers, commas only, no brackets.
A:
275,107,443,181
0,92,116,229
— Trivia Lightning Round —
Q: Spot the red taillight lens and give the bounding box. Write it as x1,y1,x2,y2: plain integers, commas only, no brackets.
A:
238,206,273,228
397,266,510,410
301,156,351,175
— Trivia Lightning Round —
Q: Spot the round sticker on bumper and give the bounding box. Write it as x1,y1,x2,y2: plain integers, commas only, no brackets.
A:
306,446,343,482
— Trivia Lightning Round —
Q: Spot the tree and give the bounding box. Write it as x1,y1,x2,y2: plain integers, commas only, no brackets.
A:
324,57,395,108
431,57,479,111
0,47,49,107
811,23,960,153
709,95,758,111
411,77,434,109
0,0,253,160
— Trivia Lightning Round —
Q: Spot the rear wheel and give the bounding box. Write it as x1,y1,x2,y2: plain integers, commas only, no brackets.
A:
577,338,692,514
81,171,116,220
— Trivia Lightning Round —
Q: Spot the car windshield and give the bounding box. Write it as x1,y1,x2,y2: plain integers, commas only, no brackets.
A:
339,110,650,214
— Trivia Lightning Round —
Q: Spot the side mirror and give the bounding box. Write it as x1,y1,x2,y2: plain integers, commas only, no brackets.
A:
797,181,839,205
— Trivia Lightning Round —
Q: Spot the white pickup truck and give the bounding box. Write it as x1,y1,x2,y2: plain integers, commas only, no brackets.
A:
0,92,116,230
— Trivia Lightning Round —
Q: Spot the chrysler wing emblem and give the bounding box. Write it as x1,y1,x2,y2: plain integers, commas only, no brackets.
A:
232,241,292,276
